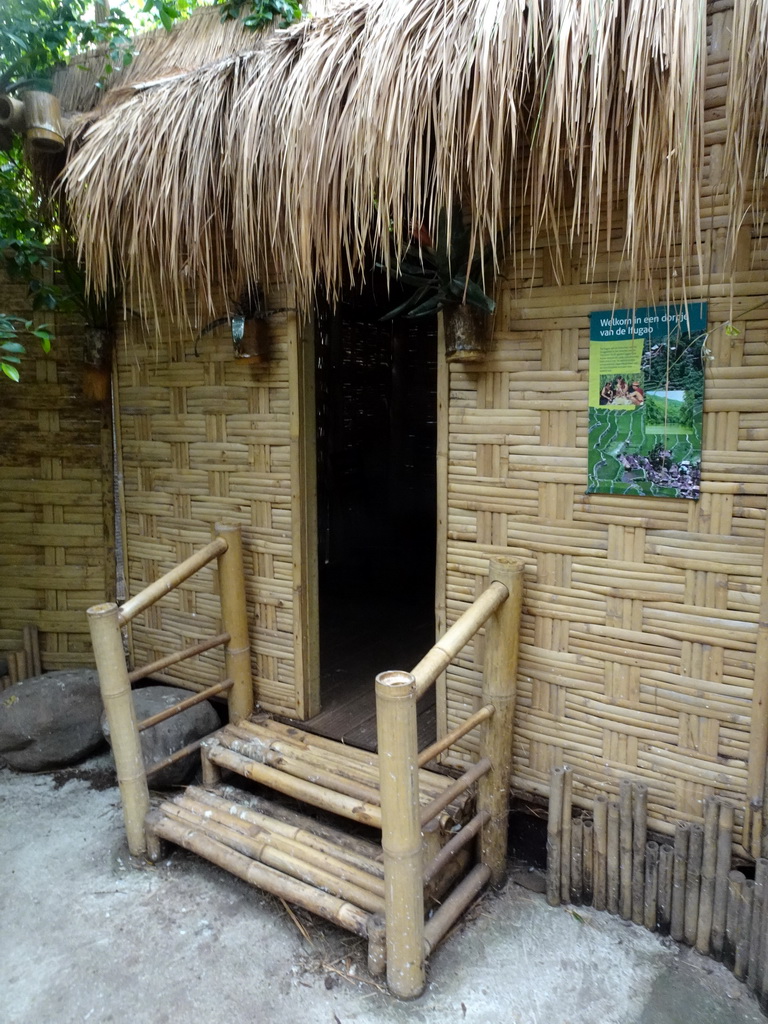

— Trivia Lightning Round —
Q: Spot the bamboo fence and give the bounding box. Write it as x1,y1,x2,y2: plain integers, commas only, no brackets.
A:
546,766,768,1006
0,272,110,671
439,3,766,854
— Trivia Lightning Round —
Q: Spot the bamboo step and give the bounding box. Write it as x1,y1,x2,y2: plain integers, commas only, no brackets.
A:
146,784,379,937
202,715,472,831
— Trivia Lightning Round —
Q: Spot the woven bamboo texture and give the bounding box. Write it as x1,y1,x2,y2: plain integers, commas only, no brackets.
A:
439,4,766,853
115,288,310,717
0,272,109,669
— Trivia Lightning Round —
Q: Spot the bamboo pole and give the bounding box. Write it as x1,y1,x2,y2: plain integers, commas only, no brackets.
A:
420,758,491,829
644,841,659,931
632,783,648,926
711,801,734,961
424,810,490,887
670,822,690,943
144,737,205,778
87,601,149,858
748,859,768,993
684,824,704,946
582,820,594,907
423,863,491,955
696,797,721,954
418,704,494,768
607,800,620,915
367,914,387,977
128,633,230,684
118,537,228,624
22,625,41,677
570,818,584,906
619,780,633,921
593,796,608,912
658,844,674,935
148,811,370,936
375,670,425,1000
477,557,524,885
723,871,746,972
137,679,233,731
735,880,755,981
215,523,253,722
561,765,573,905
547,766,565,907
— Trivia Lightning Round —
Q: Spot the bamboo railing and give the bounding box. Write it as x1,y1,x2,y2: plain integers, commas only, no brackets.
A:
87,522,253,857
376,556,524,999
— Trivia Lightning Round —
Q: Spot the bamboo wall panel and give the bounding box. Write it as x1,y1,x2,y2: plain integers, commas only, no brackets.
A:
116,291,304,717
0,272,109,669
441,5,765,853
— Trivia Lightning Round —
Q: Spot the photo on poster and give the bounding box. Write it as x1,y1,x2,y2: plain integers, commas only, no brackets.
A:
587,304,707,499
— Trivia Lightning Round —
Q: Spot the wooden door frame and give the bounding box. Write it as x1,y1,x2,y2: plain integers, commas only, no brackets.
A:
289,311,320,719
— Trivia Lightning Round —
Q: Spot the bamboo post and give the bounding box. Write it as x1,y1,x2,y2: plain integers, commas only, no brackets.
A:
748,859,768,992
560,765,573,904
644,841,659,931
658,844,674,935
711,802,734,960
215,523,253,722
607,800,620,915
593,796,608,912
735,880,755,981
477,557,524,885
695,796,720,954
619,780,633,920
87,601,149,858
582,819,594,907
684,823,704,946
632,783,648,926
723,871,746,971
670,822,689,943
569,818,584,906
375,670,425,1000
547,766,566,907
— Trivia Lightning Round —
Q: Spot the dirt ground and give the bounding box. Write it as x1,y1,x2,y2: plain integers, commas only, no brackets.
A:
0,753,763,1024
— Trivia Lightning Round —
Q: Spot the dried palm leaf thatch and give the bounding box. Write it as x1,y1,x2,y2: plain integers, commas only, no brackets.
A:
63,0,713,324
724,0,768,264
53,5,264,117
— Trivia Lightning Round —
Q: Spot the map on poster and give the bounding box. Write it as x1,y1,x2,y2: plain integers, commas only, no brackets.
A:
587,303,707,499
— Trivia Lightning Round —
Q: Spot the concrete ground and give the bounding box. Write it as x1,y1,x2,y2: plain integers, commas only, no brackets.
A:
0,754,762,1024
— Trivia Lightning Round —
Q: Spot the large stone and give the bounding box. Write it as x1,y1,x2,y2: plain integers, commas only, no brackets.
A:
0,669,105,771
102,685,220,787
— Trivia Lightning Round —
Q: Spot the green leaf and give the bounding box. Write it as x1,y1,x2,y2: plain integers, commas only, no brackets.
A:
0,340,25,353
1,362,20,382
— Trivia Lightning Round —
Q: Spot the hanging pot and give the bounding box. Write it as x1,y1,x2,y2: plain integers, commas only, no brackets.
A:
22,90,64,153
443,303,492,363
232,314,269,364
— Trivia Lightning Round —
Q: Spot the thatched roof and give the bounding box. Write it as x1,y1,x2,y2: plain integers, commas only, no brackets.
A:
58,1,768,322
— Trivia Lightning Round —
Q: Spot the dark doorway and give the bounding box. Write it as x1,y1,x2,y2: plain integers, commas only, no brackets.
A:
302,277,438,750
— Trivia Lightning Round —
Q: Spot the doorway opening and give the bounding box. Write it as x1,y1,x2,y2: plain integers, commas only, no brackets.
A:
304,276,438,750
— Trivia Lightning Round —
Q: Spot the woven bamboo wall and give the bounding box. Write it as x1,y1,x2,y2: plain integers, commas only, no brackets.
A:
115,292,312,718
0,272,109,670
440,3,765,855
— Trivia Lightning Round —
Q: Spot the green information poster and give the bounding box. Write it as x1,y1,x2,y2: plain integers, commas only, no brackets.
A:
587,303,707,499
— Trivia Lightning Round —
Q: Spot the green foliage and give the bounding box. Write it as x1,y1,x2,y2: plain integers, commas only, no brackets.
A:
218,0,303,31
380,207,497,321
1,313,50,379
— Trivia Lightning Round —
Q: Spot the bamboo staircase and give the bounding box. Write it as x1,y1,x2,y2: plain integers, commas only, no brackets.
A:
88,524,523,999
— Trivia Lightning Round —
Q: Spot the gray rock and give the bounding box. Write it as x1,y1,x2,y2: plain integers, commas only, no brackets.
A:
102,685,220,787
0,669,106,771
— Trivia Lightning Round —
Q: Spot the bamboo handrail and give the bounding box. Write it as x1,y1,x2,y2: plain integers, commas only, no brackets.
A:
144,736,207,778
418,704,494,768
411,581,509,699
419,757,492,828
423,863,491,955
137,679,234,732
128,632,231,683
118,536,228,625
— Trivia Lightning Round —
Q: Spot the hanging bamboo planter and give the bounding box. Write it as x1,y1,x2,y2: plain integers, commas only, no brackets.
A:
443,303,491,363
22,90,64,153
